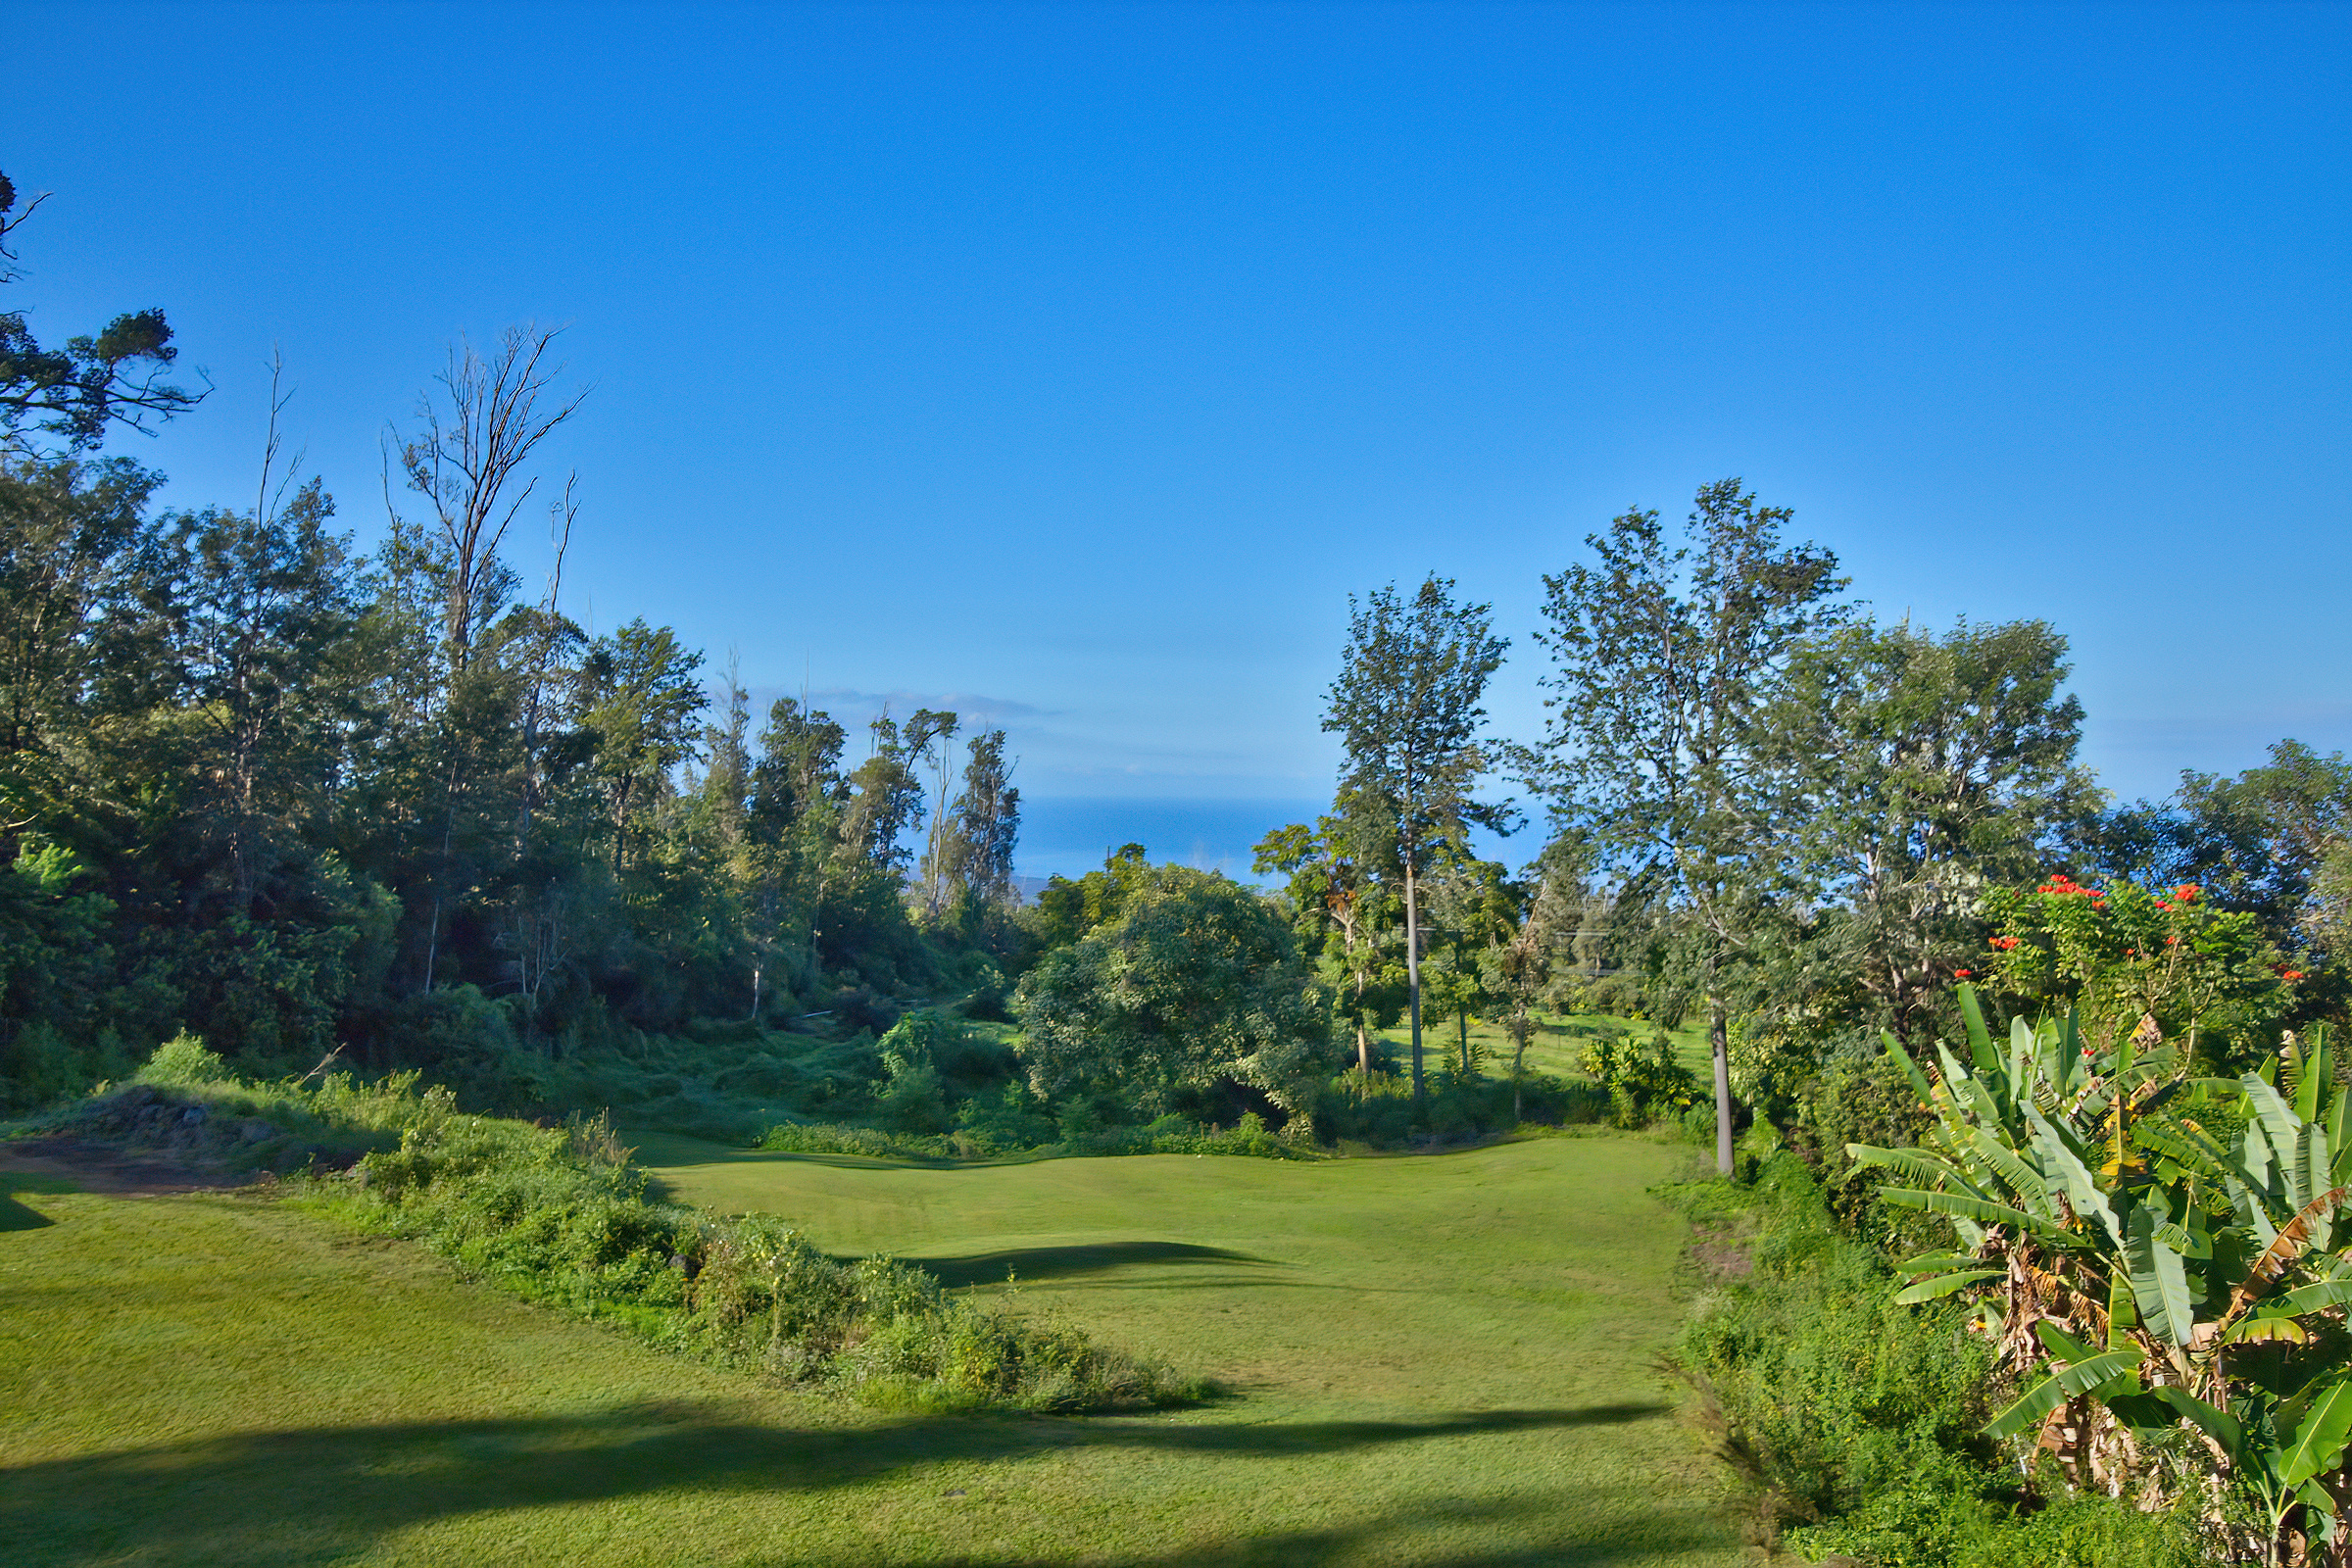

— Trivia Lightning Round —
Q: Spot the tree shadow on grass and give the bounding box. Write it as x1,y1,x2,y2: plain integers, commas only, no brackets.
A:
0,1191,54,1230
898,1241,1284,1288
1,1399,1674,1567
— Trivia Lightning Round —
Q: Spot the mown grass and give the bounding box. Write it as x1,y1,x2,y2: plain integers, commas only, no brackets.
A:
2,1131,1745,1566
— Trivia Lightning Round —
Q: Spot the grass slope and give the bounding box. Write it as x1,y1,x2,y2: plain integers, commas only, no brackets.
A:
641,1131,1746,1563
3,1134,1745,1566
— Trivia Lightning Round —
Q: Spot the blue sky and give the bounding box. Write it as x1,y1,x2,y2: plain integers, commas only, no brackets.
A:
11,2,2350,876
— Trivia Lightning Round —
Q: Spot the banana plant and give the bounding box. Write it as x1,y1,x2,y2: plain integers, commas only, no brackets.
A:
1848,989,2352,1561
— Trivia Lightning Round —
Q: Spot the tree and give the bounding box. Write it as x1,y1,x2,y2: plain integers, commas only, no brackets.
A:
0,456,159,822
1524,478,1847,1174
904,708,960,914
581,618,706,873
390,324,584,675
1756,616,2096,1047
942,728,1020,906
1014,859,1329,1126
2101,741,2352,1006
0,172,205,455
1485,842,1579,1122
153,475,361,907
1254,815,1401,1079
1324,575,1510,1106
843,710,928,876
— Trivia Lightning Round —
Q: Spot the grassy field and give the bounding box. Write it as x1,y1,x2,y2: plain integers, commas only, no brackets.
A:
1,1130,1748,1566
1375,1011,1713,1087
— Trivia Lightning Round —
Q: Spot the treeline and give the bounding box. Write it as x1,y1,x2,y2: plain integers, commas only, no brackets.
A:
1256,481,2348,1159
0,289,1027,1111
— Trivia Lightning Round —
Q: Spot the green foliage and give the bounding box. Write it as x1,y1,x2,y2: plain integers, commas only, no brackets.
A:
1980,873,2292,1064
1581,1028,1700,1127
136,1030,229,1085
1670,1152,2207,1568
30,1048,1202,1414
1316,1066,1607,1148
1,172,205,454
1015,855,1332,1126
1850,995,2352,1559
332,1093,1200,1411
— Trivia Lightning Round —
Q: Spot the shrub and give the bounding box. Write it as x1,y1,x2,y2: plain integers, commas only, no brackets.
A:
1666,1152,2207,1567
1580,1030,1698,1126
136,1031,230,1085
305,1079,1207,1412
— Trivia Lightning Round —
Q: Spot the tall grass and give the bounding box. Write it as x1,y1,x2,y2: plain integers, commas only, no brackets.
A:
30,1039,1208,1414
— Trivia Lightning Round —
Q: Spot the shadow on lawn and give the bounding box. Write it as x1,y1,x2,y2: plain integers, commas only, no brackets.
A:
2,1399,1675,1566
900,1240,1282,1288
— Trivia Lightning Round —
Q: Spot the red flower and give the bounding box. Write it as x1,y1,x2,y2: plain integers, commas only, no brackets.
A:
2176,884,2200,902
2126,950,2136,957
2156,901,2174,911
1954,969,1974,979
2283,969,2307,982
2165,936,2180,946
1989,936,2020,951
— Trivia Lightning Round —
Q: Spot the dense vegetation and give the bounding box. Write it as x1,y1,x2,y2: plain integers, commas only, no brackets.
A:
23,1034,1199,1413
12,166,2352,1563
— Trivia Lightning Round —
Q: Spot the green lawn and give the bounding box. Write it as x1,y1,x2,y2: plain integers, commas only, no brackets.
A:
1377,1011,1713,1087
2,1133,1748,1566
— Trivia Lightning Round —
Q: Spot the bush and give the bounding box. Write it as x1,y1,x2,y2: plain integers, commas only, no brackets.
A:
1581,1030,1699,1127
1315,1067,1608,1149
286,1076,1207,1412
136,1031,231,1085
1666,1152,2207,1566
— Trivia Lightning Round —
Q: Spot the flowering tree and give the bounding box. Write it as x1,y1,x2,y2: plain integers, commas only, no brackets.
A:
1980,874,2295,1065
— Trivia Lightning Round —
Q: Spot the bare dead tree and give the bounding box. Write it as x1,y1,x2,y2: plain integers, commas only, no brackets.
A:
395,324,587,673
516,474,579,840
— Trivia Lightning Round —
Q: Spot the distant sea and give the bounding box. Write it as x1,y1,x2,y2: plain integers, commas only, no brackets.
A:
1014,797,1323,885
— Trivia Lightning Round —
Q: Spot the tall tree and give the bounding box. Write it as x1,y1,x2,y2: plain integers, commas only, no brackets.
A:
1523,479,1846,1174
1756,616,2095,1045
153,475,361,908
580,618,706,873
905,708,959,914
1254,813,1400,1079
0,172,205,455
390,325,583,676
843,710,927,875
943,728,1020,906
1324,575,1510,1106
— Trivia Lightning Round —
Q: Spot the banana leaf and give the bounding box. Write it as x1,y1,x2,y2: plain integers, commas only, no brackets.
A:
1884,1030,1936,1109
1894,1269,2004,1305
2271,1278,2352,1317
1878,1186,2075,1242
2127,1203,2194,1347
2281,1380,2352,1490
1958,984,1996,1074
2157,1386,2246,1458
1846,1144,1989,1200
2033,1105,2124,1248
1984,1347,2146,1440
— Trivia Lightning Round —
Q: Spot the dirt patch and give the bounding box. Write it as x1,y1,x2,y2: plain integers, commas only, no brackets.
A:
1686,1219,1753,1283
0,1134,260,1198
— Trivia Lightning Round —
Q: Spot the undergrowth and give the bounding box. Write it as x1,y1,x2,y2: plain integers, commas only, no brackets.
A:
1661,1148,2208,1567
757,1107,1314,1162
20,1037,1210,1415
